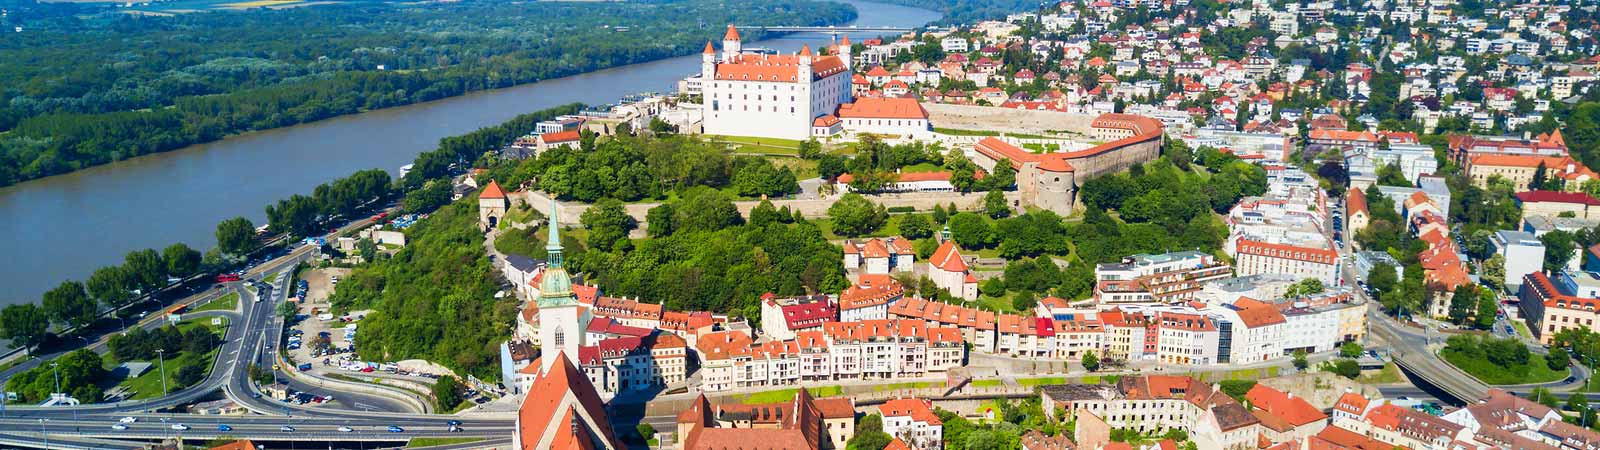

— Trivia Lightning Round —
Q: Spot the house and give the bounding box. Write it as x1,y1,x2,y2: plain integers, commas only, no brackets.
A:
760,293,836,341
1245,383,1328,441
842,237,917,273
840,275,905,322
880,398,944,449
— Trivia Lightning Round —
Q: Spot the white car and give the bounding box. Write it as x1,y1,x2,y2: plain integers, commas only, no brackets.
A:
170,424,189,431
280,425,295,432
338,426,354,433
111,424,128,430
119,417,137,423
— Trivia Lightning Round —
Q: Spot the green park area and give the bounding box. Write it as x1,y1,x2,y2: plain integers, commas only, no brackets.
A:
1441,334,1567,385
191,292,239,313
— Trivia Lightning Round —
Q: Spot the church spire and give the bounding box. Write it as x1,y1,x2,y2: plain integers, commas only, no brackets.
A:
539,198,575,308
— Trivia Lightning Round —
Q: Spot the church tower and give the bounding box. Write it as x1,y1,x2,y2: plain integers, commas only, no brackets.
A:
538,199,587,374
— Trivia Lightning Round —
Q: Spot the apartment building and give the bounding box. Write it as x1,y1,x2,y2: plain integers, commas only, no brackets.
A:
1094,251,1233,304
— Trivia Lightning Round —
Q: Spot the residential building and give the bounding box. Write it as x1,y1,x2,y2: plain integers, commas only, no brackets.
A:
1517,190,1600,223
880,398,944,449
1465,154,1597,191
842,237,916,274
760,293,837,341
1094,251,1233,305
840,275,905,322
674,389,856,450
1493,230,1545,293
1233,239,1341,288
1519,271,1600,344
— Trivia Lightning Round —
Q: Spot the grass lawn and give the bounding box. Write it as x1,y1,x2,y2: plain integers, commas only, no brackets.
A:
971,379,1003,387
706,135,803,155
1584,374,1600,392
1512,321,1534,339
736,385,843,403
1016,376,1068,386
870,381,943,391
1441,349,1568,385
407,437,485,448
191,293,238,313
768,156,819,179
114,348,219,400
932,127,999,136
814,217,903,240
1358,363,1405,384
900,162,944,173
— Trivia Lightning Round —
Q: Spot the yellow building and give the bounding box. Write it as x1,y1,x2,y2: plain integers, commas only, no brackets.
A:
1466,155,1597,191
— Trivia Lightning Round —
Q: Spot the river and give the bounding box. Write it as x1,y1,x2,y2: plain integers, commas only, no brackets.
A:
0,0,940,306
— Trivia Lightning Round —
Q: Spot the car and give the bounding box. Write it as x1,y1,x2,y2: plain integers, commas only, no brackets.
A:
112,424,128,431
387,426,405,433
449,424,462,432
338,426,354,433
446,420,462,426
281,425,296,432
119,417,137,423
171,424,190,431
218,425,233,432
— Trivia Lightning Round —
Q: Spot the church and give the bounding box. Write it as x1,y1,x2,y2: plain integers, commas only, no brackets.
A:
700,25,855,140
514,201,617,450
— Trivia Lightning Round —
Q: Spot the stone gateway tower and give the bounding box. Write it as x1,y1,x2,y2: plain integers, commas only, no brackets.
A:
478,180,509,232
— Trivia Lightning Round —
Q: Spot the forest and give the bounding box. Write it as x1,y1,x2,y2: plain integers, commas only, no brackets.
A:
0,0,856,187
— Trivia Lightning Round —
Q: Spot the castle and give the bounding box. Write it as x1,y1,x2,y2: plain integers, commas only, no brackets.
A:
700,25,854,140
967,113,1165,215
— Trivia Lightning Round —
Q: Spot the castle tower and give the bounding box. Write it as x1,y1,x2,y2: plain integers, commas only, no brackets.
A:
798,44,814,82
838,35,853,70
478,180,509,232
702,41,717,82
721,24,742,59
538,199,588,374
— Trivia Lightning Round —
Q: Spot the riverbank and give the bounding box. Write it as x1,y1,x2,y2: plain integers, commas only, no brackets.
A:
0,0,941,305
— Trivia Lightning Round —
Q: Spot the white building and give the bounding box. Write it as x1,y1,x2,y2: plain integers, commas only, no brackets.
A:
700,26,853,140
928,240,979,300
880,398,944,449
1233,239,1342,288
1493,230,1545,293
830,97,932,140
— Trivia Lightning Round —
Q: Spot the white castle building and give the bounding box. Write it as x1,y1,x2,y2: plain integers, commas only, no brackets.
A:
701,25,854,140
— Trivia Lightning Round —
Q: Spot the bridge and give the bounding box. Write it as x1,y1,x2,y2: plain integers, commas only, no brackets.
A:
1367,305,1492,404
744,25,915,34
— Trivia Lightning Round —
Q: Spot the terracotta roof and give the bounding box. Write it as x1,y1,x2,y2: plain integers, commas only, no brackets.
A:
1233,297,1288,328
839,275,904,310
1516,190,1600,206
1308,129,1379,142
480,180,507,199
723,24,740,41
837,97,928,120
880,398,943,425
1333,392,1369,416
541,130,581,144
1245,384,1327,428
1313,426,1394,450
929,240,968,273
884,438,912,450
1346,187,1368,215
813,115,840,127
518,352,622,450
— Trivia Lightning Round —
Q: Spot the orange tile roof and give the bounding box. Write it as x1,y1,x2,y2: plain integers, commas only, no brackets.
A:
1245,384,1328,428
1308,129,1379,142
480,180,507,200
880,398,943,425
518,352,622,450
723,24,740,41
541,130,581,143
839,275,904,310
929,240,968,273
1346,187,1368,215
837,97,928,120
1233,297,1288,327
1333,392,1369,417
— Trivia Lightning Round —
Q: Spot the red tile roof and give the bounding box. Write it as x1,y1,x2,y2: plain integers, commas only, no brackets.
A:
480,180,507,200
929,240,968,273
541,130,581,143
1516,190,1600,206
1245,384,1328,428
723,24,740,41
837,97,928,120
880,398,943,425
518,352,622,450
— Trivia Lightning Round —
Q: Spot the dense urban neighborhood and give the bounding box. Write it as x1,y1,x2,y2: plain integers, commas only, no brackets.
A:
11,0,1600,448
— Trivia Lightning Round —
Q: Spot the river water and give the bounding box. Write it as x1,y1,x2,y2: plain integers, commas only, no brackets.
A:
0,0,939,305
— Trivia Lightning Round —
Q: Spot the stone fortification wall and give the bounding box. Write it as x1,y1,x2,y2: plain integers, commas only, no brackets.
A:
509,190,1018,231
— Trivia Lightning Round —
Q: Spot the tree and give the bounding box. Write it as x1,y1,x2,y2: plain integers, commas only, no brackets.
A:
174,363,205,386
42,281,97,331
1367,263,1398,294
797,139,822,159
984,190,1010,218
1340,341,1363,358
646,203,676,237
1083,352,1100,372
0,303,49,355
675,187,742,233
1475,288,1499,330
828,193,888,237
817,154,849,181
932,203,949,224
123,248,168,292
1292,349,1309,371
1550,347,1572,372
278,301,298,320
163,243,202,278
215,216,256,256
848,414,891,450
1449,286,1477,325
580,198,637,252
432,375,463,411
1542,230,1577,273
949,213,996,249
1283,278,1325,298
86,266,136,310
637,423,657,443
898,214,934,240
749,200,783,227
1324,359,1361,379
402,180,452,214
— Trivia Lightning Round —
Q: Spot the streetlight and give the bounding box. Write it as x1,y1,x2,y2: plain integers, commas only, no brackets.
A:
156,349,168,396
49,363,59,394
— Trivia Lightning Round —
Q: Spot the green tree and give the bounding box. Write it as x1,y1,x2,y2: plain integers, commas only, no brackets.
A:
123,248,168,292
163,243,202,279
828,193,888,237
580,198,637,252
1340,341,1363,358
984,190,1011,218
1367,263,1399,295
1449,285,1477,325
797,139,822,159
1475,288,1499,330
1542,230,1578,273
42,281,97,331
0,303,50,355
898,213,934,240
86,266,136,310
1550,347,1572,372
432,375,463,411
749,200,783,227
215,216,257,256
1083,352,1100,372
932,203,949,224
949,213,996,249
1283,278,1325,298
675,187,742,233
637,423,657,443
175,363,205,386
1292,349,1309,371
646,203,676,238
1324,359,1361,379
402,179,453,214
848,414,891,450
